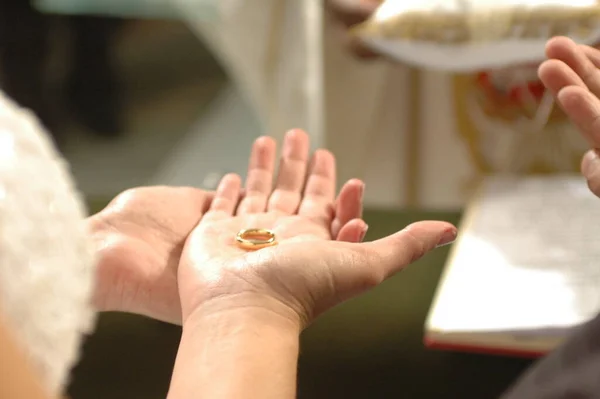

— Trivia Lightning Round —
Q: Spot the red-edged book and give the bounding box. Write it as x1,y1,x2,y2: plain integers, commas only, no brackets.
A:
424,175,600,357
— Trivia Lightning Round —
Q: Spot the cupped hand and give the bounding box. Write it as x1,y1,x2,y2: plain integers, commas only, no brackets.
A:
88,186,213,324
179,129,456,326
539,37,600,196
89,131,364,324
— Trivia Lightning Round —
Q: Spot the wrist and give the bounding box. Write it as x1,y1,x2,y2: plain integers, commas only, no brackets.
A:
170,295,301,399
183,292,303,336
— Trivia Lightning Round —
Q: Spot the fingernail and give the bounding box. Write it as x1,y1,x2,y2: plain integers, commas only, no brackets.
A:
358,224,369,242
436,228,457,248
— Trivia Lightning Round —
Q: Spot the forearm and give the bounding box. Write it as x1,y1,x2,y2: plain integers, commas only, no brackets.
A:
0,314,50,399
168,302,301,399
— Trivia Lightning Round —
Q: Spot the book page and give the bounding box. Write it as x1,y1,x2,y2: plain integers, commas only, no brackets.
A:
427,175,600,335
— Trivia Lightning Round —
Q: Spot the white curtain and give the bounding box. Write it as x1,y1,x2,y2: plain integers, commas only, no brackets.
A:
175,0,412,206
175,0,325,148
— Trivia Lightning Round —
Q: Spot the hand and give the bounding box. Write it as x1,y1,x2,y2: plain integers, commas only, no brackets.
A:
89,132,364,324
179,129,456,327
539,36,600,196
326,0,382,60
88,186,213,324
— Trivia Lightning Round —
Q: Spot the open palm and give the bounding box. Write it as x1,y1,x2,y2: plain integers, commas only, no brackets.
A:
88,186,213,324
180,132,456,326
91,130,364,325
179,130,367,321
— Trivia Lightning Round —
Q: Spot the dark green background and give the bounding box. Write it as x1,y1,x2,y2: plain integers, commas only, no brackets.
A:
68,208,534,398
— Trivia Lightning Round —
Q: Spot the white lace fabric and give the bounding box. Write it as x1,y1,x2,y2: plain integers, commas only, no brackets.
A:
0,92,97,396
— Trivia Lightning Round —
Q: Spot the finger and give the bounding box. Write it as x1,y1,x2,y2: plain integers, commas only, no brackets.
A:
581,149,600,198
545,36,600,97
199,191,215,213
538,58,600,146
538,59,585,95
268,129,310,214
331,179,364,239
556,85,600,146
359,221,456,282
204,173,242,220
237,136,277,215
580,45,600,69
298,149,337,224
336,218,368,243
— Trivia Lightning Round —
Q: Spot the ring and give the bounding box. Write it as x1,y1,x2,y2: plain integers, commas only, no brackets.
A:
235,228,277,251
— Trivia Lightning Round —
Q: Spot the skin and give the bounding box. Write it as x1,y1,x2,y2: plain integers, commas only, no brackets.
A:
9,38,600,399
0,129,367,399
168,130,457,398
88,130,366,324
0,314,48,399
168,39,600,399
538,36,600,197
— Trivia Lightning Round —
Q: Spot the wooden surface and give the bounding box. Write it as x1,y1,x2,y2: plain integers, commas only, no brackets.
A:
68,209,534,398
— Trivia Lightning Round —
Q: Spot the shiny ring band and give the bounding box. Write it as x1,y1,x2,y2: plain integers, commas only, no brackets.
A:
235,228,277,251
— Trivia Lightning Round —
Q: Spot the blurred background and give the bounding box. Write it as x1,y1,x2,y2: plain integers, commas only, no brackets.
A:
0,2,262,202
0,1,579,398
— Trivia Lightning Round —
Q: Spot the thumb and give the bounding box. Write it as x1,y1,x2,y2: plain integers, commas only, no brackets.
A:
360,221,457,281
581,149,600,198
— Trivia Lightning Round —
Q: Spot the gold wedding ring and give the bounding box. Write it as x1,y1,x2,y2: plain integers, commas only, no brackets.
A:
235,228,277,251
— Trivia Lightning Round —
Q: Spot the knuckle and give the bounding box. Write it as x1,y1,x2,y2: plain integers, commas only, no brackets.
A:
401,228,429,264
363,267,386,289
354,248,386,288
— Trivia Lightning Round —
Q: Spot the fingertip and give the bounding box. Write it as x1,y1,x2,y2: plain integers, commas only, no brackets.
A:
537,58,561,84
339,179,365,199
249,136,277,172
336,218,368,243
208,173,243,215
253,136,277,152
333,179,365,231
282,129,310,159
346,178,365,189
216,173,242,194
371,220,455,251
539,58,584,94
285,128,309,142
313,148,335,161
545,36,575,59
436,227,458,248
359,221,457,280
223,172,242,183
400,220,457,255
556,85,589,109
